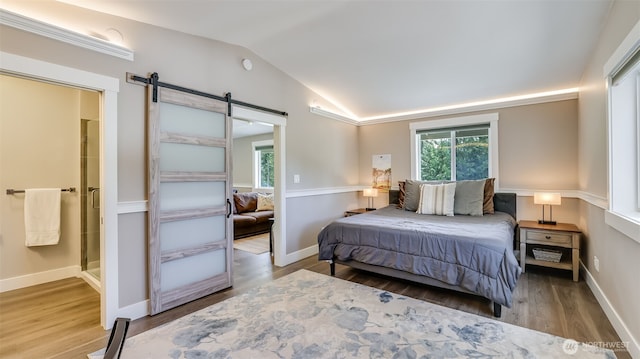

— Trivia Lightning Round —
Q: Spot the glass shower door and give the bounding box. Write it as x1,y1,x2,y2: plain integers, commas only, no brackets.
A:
82,119,100,280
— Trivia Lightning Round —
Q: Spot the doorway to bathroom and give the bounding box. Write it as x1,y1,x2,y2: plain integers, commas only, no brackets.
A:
0,73,101,291
1,51,120,329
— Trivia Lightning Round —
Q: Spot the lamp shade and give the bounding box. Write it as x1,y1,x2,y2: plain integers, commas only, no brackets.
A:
363,188,379,197
533,192,561,206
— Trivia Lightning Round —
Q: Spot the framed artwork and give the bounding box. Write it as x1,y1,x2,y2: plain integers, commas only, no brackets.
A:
372,154,391,192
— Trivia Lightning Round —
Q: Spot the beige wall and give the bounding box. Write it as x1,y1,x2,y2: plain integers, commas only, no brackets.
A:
0,1,359,306
232,133,274,190
358,100,579,207
286,192,360,252
577,0,640,351
287,114,360,190
358,100,579,189
0,75,82,279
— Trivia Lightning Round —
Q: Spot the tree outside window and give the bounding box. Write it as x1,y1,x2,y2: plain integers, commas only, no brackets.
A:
419,126,489,181
254,144,274,188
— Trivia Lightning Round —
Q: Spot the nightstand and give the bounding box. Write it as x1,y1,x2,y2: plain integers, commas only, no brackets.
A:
345,208,369,217
519,220,581,282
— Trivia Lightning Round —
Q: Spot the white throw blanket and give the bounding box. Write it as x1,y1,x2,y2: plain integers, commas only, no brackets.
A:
24,188,61,246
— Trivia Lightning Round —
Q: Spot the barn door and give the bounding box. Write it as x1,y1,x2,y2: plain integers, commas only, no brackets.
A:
147,84,233,315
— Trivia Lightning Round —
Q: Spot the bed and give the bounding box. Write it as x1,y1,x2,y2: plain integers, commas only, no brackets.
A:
317,188,521,317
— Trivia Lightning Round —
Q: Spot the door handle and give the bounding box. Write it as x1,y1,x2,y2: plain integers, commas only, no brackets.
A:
226,199,232,218
88,187,100,209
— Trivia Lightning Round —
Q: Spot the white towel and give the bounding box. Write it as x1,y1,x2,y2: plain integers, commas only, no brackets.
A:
24,188,61,246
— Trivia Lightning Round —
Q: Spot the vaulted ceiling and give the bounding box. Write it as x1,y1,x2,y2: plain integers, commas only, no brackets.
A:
49,1,615,120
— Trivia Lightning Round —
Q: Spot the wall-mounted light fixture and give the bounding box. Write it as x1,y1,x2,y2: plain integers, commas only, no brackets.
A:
309,106,357,124
0,8,134,61
533,192,561,225
363,188,379,211
241,58,253,71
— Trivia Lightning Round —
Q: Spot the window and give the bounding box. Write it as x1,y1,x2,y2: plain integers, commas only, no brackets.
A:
604,19,640,243
253,140,274,189
410,113,499,183
418,126,489,181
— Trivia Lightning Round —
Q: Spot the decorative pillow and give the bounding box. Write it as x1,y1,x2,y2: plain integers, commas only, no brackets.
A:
403,179,444,212
483,178,495,214
233,192,258,213
256,192,274,211
397,181,406,209
416,183,456,216
453,179,485,216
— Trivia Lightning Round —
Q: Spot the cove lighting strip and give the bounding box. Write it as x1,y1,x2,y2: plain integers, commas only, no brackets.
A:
310,87,579,125
0,8,134,61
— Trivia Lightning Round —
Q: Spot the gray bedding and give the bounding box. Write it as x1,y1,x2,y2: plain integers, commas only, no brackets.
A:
317,205,522,307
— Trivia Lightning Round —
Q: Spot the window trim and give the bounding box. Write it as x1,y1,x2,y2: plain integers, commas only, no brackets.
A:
604,19,640,244
410,113,499,188
252,139,274,191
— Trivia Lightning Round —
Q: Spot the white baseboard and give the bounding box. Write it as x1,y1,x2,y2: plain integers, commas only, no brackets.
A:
117,299,150,321
79,271,101,293
0,265,81,293
581,262,639,358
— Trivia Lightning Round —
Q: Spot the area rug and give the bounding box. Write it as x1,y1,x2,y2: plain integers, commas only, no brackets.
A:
89,269,615,358
233,233,269,254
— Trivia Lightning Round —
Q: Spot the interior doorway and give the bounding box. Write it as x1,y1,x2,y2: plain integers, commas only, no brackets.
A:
231,107,286,265
1,51,120,329
0,73,102,287
231,119,275,258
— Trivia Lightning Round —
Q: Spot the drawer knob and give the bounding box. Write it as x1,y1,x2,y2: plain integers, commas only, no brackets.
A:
545,235,551,239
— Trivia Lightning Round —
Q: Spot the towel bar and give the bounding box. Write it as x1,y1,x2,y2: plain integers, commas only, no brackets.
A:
6,187,76,195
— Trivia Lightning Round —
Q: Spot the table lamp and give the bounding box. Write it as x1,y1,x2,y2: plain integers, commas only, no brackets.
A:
363,188,378,211
533,192,561,225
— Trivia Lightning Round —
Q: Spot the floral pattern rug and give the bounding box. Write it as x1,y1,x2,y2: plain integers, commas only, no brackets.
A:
90,269,615,358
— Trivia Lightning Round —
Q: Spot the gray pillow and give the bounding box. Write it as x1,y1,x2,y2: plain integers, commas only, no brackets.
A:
453,179,485,216
403,179,444,211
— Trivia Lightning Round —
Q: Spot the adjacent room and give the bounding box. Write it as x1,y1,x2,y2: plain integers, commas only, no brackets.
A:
0,0,638,358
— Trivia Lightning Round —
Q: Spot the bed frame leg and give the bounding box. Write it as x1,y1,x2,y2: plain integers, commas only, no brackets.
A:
493,302,502,318
330,262,335,276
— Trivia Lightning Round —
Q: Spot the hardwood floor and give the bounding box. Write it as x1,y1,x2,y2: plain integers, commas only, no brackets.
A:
0,250,631,358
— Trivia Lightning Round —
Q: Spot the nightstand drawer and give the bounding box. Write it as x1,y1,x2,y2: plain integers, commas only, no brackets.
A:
526,230,572,246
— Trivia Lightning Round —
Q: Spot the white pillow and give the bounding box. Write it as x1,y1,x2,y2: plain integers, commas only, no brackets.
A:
416,183,456,216
256,193,274,211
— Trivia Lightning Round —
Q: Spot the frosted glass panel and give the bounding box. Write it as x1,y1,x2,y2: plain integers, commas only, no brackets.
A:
160,181,226,211
161,249,226,292
160,143,225,172
159,101,225,138
160,216,226,251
